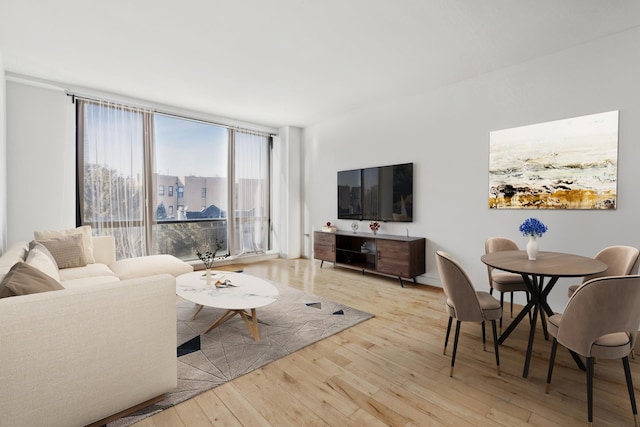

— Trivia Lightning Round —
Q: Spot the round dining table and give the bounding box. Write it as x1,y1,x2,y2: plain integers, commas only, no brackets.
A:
481,250,607,378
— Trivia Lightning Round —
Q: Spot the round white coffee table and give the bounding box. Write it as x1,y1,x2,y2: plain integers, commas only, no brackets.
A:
176,271,279,340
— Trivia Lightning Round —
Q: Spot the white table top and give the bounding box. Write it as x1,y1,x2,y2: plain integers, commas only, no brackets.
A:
176,271,279,310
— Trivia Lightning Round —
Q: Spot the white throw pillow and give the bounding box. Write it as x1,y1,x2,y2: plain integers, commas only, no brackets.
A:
26,241,61,282
0,241,29,275
34,225,95,264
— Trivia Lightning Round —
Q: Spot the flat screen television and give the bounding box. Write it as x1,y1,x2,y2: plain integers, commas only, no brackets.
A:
337,169,362,220
337,162,413,222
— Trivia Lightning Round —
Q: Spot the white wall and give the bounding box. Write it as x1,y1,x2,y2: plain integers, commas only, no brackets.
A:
0,52,6,251
272,126,302,258
303,27,640,313
6,81,75,243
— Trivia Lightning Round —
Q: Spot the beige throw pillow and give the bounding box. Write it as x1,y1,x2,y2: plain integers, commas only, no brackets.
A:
37,234,89,269
34,225,95,264
26,241,61,281
0,262,64,298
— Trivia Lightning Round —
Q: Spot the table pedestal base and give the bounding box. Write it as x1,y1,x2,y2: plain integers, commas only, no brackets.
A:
193,306,260,340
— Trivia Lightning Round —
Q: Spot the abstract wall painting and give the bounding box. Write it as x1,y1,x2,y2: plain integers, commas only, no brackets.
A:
489,110,619,210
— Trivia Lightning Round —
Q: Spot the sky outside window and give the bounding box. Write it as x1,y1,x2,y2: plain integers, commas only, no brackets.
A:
154,114,228,178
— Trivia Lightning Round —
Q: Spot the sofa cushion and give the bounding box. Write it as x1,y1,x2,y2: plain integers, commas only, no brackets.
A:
0,241,29,276
34,225,95,264
26,241,60,282
37,234,88,269
58,263,119,282
61,275,121,289
0,262,64,298
91,235,116,266
111,254,193,280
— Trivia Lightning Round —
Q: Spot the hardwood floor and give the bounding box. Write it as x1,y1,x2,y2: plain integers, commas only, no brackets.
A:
134,258,639,426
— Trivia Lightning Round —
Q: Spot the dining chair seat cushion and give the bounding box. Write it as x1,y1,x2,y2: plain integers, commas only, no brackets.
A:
491,272,529,292
445,298,456,318
591,333,632,359
547,313,561,338
477,291,502,321
445,292,501,321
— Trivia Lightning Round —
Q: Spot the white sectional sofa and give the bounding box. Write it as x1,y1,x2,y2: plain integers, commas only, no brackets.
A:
0,231,193,427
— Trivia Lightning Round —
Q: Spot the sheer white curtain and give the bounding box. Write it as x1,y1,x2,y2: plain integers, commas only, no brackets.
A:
76,99,151,259
77,97,271,260
232,130,270,255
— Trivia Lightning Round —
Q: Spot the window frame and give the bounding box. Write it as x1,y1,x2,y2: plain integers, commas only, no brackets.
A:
76,98,273,260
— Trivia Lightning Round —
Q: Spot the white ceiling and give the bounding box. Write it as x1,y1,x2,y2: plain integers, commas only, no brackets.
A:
2,1,640,129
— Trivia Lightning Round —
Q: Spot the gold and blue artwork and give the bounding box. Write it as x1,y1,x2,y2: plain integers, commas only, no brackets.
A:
489,110,618,209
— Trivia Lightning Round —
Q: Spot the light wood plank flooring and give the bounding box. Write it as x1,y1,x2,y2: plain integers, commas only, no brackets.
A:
133,258,639,426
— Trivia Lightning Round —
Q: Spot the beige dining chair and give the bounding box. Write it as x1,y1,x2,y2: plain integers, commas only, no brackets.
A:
566,245,640,360
485,237,530,330
566,245,640,298
435,251,502,377
545,275,640,426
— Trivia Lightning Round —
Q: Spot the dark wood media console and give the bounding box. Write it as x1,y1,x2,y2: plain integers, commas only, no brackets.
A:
313,230,426,287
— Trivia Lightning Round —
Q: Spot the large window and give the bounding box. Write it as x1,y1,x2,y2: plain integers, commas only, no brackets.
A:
77,99,271,260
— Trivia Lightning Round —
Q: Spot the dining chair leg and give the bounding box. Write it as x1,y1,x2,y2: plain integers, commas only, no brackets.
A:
622,356,639,426
482,321,486,351
545,338,558,393
510,291,514,317
540,309,549,341
499,292,504,329
491,319,500,376
587,357,595,426
443,316,453,355
450,320,461,377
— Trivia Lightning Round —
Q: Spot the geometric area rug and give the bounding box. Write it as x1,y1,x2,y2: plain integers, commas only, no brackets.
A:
108,280,374,426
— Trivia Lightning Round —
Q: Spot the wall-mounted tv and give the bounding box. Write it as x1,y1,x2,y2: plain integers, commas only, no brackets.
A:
338,162,413,222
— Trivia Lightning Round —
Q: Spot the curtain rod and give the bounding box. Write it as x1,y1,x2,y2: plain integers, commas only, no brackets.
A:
67,92,277,137
7,71,278,137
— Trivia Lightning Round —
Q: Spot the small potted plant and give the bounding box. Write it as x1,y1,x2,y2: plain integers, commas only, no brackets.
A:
369,221,380,235
519,218,548,260
196,237,226,285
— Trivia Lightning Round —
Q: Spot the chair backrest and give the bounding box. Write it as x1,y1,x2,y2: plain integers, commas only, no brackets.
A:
435,251,483,322
582,245,640,284
484,237,520,284
557,275,640,357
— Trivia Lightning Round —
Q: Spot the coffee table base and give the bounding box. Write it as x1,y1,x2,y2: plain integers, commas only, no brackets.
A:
193,305,260,340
